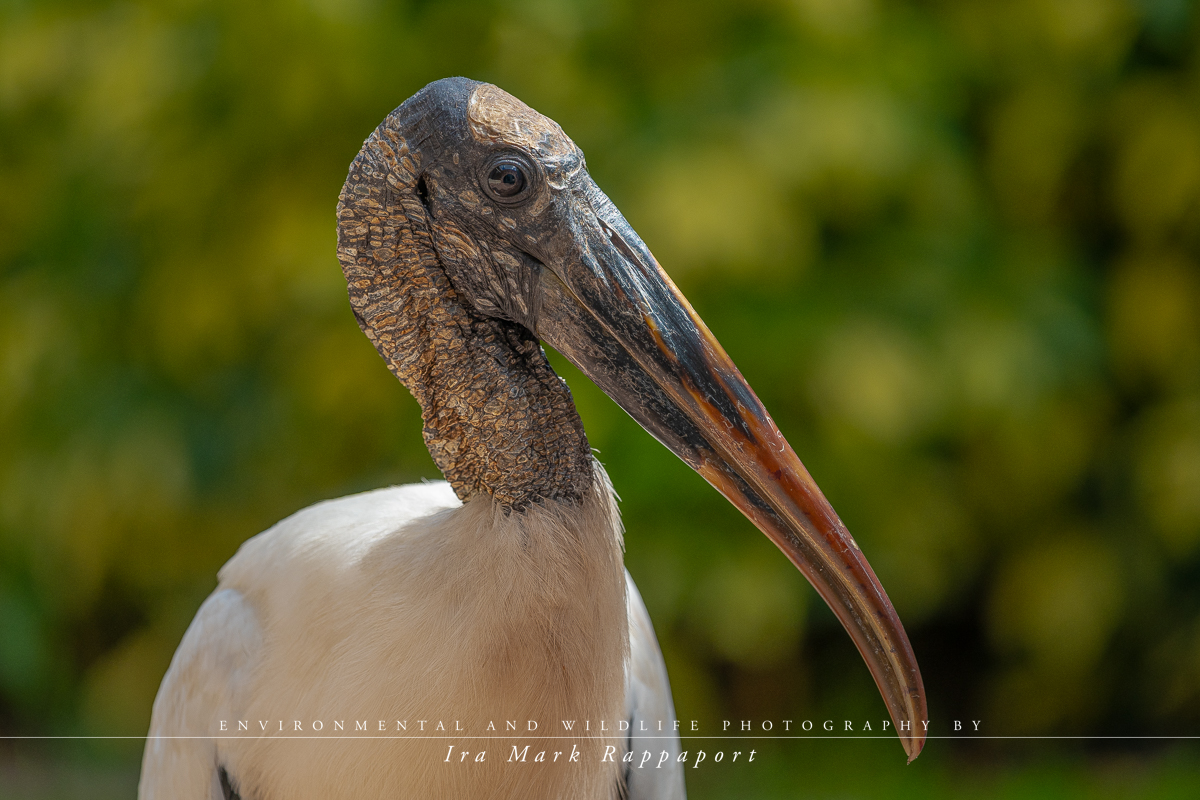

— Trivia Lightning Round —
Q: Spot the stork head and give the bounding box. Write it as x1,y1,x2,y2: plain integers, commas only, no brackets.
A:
337,77,927,761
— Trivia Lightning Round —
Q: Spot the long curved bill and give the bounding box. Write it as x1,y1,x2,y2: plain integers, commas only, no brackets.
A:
536,181,927,761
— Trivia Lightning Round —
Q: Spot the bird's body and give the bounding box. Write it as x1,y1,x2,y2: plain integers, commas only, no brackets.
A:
141,467,683,799
141,76,924,800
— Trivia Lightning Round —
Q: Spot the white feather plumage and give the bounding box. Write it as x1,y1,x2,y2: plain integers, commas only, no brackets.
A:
141,465,685,799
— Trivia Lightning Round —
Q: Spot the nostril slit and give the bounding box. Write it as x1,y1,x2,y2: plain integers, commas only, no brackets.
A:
599,219,645,272
416,176,431,213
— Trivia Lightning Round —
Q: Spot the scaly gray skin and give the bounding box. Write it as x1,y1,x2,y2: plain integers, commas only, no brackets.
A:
336,76,928,761
337,77,593,509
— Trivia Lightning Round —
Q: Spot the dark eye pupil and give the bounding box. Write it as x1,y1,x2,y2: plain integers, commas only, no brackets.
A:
488,164,527,198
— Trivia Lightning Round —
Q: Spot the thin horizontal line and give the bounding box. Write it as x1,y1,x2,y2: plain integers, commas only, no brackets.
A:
3,735,1199,740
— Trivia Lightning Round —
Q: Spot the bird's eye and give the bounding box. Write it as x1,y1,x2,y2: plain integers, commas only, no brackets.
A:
485,161,529,201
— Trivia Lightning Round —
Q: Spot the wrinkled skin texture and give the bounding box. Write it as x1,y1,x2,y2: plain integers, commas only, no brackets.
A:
336,77,593,510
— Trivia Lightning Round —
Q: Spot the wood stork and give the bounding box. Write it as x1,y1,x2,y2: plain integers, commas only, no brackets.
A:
139,77,926,800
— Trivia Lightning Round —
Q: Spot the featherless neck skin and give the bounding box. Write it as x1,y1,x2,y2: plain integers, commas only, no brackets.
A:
336,89,592,511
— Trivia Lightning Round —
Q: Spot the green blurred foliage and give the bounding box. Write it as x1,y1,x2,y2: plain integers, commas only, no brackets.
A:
2,0,1200,791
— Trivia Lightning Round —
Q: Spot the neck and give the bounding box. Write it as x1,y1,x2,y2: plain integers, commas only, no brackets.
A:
337,110,592,510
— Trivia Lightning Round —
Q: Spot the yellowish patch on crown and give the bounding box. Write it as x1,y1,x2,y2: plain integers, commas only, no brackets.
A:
467,83,575,159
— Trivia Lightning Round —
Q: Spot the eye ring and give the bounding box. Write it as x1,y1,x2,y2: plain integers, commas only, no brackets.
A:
480,155,535,204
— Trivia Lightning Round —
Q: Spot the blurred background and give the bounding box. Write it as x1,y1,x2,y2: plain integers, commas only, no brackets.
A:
2,0,1200,797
